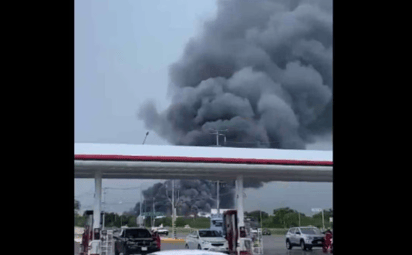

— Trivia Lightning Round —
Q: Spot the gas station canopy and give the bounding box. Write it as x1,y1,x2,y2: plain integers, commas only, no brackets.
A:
75,143,332,182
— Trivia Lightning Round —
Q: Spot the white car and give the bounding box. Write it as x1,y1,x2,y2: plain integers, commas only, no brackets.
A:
185,229,229,254
155,228,169,236
150,250,226,255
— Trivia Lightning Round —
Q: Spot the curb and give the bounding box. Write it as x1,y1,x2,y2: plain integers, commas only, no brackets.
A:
161,238,185,244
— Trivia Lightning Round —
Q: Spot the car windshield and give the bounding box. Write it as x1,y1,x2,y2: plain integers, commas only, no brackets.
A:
199,230,222,237
212,220,223,227
125,229,152,238
300,228,321,235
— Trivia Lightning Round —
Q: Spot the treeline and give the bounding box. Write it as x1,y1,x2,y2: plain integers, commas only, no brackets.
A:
75,200,332,229
246,207,333,229
74,212,211,229
74,211,139,228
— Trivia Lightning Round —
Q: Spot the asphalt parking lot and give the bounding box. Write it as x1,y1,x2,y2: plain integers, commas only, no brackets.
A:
75,235,328,255
161,234,326,255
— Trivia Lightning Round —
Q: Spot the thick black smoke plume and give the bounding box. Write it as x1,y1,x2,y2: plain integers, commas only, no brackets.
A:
134,0,333,215
131,179,263,216
139,0,333,149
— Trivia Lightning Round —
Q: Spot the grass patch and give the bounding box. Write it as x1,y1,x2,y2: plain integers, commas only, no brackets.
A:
266,228,288,235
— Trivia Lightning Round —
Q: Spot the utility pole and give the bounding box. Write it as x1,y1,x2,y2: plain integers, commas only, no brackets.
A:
208,129,227,216
208,129,228,146
166,180,180,239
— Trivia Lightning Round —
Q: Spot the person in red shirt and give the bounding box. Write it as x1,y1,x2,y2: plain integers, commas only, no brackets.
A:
152,230,161,251
156,231,161,250
81,226,90,255
323,229,333,253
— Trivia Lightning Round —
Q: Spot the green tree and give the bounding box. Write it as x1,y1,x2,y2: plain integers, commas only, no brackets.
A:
74,199,81,215
311,208,333,229
273,207,296,228
245,210,269,222
284,212,299,228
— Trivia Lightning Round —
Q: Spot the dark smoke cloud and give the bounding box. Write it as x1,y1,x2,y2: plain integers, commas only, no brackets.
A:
139,0,332,150
135,0,332,214
131,179,264,216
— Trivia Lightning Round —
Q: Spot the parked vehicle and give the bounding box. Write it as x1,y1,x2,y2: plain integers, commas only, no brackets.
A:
185,229,229,254
285,226,325,251
151,250,227,255
262,228,271,235
114,227,160,255
157,228,169,236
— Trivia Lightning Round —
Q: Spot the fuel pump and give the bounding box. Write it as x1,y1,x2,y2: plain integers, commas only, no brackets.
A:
80,210,104,255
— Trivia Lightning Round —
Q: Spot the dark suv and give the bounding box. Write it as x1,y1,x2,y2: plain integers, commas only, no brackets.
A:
114,227,160,255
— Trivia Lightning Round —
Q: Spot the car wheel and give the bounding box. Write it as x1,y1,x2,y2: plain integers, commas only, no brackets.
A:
300,240,306,250
198,244,202,250
286,240,292,250
185,244,189,249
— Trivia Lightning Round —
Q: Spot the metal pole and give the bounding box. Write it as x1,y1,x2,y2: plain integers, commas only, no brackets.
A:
143,132,149,145
102,189,106,230
217,181,220,214
322,210,325,230
152,197,155,228
298,213,300,227
140,187,143,217
172,180,175,239
237,175,245,239
93,171,102,239
209,129,227,146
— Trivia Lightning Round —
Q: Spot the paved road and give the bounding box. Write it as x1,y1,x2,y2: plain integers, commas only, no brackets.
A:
75,235,327,255
161,235,326,255
74,241,80,255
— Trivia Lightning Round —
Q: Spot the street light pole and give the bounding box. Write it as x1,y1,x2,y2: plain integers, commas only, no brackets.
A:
322,210,325,230
165,180,181,239
152,197,155,229
172,180,175,238
217,180,220,214
142,132,149,145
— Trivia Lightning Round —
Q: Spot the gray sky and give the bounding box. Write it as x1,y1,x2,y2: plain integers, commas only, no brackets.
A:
75,0,332,216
